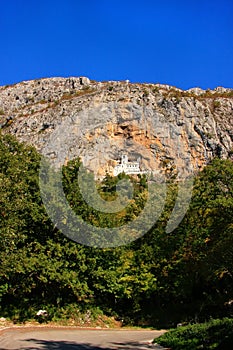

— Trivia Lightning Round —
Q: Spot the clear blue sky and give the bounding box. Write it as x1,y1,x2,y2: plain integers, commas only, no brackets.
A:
1,0,232,89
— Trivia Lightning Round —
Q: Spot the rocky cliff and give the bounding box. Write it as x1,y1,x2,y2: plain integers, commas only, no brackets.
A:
0,77,232,179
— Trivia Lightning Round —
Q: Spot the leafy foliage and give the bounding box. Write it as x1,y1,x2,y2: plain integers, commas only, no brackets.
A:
0,133,232,327
155,318,233,350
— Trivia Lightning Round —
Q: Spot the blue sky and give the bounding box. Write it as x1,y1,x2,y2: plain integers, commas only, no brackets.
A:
0,0,232,89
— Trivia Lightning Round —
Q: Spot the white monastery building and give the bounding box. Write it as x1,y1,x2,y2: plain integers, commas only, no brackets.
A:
113,154,142,176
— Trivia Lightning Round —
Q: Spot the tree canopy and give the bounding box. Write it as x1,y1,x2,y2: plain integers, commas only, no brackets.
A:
0,133,232,326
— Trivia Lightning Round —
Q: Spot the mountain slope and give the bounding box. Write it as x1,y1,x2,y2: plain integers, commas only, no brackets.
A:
0,77,232,178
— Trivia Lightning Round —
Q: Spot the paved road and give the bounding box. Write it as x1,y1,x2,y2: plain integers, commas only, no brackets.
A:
0,328,166,349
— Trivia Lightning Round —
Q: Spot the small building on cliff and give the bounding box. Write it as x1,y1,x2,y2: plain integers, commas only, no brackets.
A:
113,154,142,176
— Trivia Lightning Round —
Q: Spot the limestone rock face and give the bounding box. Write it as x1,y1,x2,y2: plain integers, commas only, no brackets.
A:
0,77,232,179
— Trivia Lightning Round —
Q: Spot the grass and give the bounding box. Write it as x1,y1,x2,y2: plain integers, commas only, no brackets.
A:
154,318,233,350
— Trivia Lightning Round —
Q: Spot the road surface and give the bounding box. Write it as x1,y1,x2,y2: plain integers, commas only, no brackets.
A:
0,327,166,349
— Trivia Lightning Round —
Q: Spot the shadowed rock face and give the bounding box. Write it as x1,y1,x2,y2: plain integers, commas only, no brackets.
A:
0,77,232,178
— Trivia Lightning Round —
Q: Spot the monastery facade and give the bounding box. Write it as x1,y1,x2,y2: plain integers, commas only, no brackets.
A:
113,155,143,176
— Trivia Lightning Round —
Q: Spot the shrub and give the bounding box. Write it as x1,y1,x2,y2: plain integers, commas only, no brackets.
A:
213,100,221,109
155,318,233,350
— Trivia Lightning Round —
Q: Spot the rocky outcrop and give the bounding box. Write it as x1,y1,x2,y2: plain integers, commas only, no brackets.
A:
0,77,232,179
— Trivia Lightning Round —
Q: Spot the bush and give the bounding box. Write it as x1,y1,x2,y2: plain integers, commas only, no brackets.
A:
155,318,233,350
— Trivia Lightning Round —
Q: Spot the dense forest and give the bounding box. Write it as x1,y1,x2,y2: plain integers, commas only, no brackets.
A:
0,133,232,328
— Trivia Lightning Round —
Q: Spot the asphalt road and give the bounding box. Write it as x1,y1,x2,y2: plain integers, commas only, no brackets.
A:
0,327,167,349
